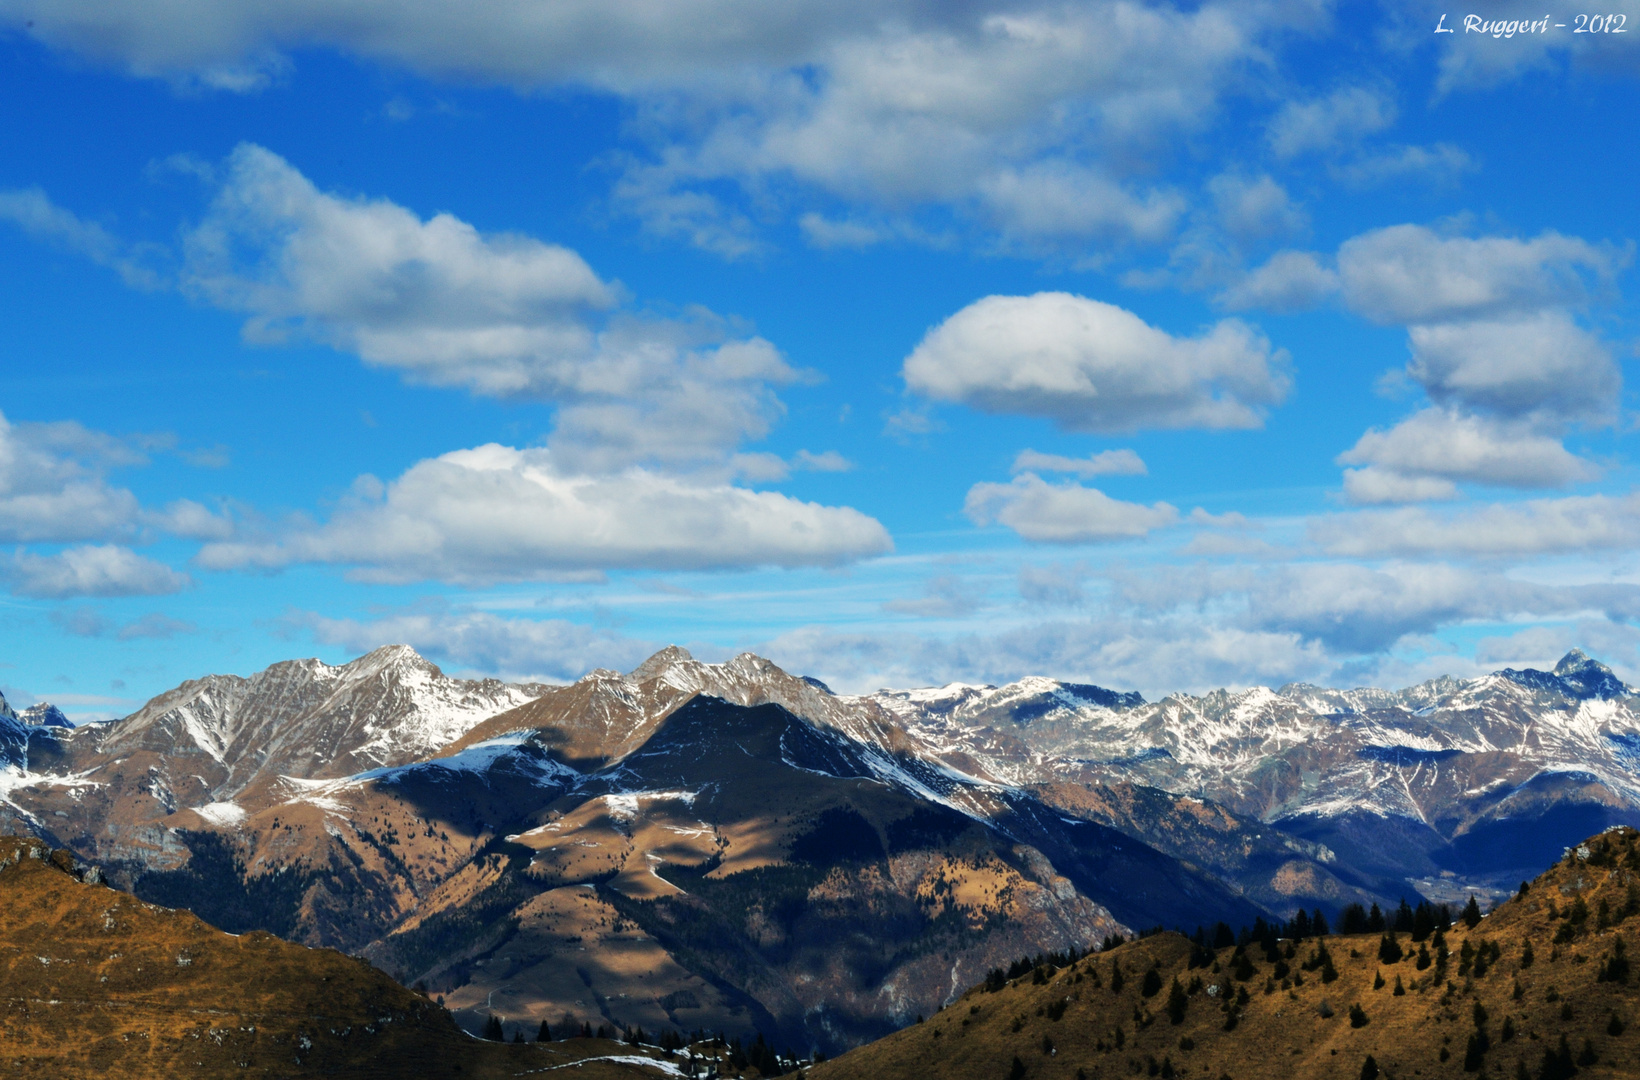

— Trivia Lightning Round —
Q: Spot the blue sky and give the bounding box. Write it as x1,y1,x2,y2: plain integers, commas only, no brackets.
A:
3,1,1639,718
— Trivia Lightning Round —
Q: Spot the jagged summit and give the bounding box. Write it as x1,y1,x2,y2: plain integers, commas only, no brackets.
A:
1558,647,1595,671
20,702,71,728
0,689,16,723
1498,648,1631,701
1554,647,1631,698
446,644,901,769
628,644,694,680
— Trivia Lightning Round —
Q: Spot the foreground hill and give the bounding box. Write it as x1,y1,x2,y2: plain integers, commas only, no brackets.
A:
0,835,675,1078
811,827,1640,1080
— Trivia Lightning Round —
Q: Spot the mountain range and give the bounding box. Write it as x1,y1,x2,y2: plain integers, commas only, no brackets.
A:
3,645,1638,1055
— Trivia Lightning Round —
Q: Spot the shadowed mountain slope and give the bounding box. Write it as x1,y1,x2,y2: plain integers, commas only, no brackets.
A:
810,827,1640,1080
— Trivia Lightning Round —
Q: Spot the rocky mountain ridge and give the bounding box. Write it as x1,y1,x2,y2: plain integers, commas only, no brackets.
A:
4,644,1639,1057
869,648,1640,903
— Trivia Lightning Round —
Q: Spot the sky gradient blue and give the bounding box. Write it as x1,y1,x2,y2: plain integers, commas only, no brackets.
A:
2,2,1639,718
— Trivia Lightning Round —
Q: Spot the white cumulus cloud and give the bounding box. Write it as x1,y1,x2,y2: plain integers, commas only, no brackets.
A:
5,544,190,598
1337,408,1599,494
964,472,1178,543
1012,448,1147,477
1109,560,1640,654
198,443,892,583
181,146,812,474
1310,491,1640,557
0,409,145,543
1406,313,1618,426
1267,85,1397,158
1216,249,1339,311
903,292,1290,433
0,1,1326,251
1336,224,1621,326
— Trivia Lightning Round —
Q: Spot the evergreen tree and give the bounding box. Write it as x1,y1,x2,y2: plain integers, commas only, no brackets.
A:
1394,899,1416,933
1312,909,1330,936
1536,1034,1576,1080
1142,964,1164,997
1360,1055,1380,1080
1366,903,1386,933
1462,1033,1485,1071
484,1014,505,1041
580,1022,593,1039
1463,895,1483,929
513,1029,525,1044
1009,1055,1028,1080
1166,978,1188,1024
1340,904,1368,935
751,1033,779,1076
1378,933,1402,964
1597,937,1630,984
537,1019,552,1042
1290,910,1312,940
1392,974,1405,996
1412,901,1435,942
1349,1003,1368,1028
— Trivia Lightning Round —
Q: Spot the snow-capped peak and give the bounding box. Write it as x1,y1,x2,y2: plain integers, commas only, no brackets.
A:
78,645,546,799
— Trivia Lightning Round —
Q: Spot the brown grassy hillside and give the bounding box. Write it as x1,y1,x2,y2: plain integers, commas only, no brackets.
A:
0,836,682,1078
808,828,1640,1080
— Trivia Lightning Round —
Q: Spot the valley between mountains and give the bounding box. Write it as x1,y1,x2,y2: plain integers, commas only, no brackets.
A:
3,645,1638,1057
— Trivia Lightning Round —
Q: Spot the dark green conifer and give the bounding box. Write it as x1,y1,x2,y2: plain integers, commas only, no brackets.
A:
1166,978,1188,1025
1378,934,1402,964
